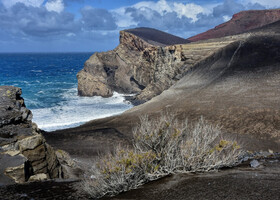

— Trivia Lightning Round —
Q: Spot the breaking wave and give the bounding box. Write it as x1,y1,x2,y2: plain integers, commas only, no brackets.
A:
31,88,133,132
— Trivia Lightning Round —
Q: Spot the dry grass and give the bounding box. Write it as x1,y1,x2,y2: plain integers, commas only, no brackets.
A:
81,114,244,198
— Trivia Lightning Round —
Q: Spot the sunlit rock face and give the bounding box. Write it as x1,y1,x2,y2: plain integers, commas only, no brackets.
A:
77,27,191,103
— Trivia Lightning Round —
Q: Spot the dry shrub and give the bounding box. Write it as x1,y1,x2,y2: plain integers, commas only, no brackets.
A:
81,114,244,198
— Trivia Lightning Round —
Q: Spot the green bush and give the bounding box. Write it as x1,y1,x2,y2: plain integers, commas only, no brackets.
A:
81,114,244,198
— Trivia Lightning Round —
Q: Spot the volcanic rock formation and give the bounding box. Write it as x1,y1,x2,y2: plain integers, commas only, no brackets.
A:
77,10,280,104
77,27,190,104
0,86,74,185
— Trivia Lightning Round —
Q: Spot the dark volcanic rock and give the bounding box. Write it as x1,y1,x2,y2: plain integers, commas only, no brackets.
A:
0,86,33,146
0,86,74,185
188,9,280,42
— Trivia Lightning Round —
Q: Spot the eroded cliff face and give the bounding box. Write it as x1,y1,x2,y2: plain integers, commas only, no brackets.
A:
77,30,153,99
77,10,280,104
0,86,74,184
77,29,235,103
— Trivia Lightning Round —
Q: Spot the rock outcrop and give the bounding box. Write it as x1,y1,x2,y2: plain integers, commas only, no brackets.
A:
188,9,280,42
0,86,73,185
78,32,237,104
77,10,280,104
77,27,191,104
77,28,235,104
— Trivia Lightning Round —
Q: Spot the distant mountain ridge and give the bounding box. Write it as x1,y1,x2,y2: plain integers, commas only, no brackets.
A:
188,9,280,42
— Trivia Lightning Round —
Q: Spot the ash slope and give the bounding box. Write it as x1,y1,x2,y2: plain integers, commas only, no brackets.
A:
188,9,280,42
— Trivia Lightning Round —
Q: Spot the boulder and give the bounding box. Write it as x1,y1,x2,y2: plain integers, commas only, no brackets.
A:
28,173,48,182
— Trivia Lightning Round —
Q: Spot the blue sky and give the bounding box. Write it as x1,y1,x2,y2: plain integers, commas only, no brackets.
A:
0,0,279,52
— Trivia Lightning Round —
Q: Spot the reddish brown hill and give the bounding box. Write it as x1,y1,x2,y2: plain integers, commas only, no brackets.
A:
188,9,280,42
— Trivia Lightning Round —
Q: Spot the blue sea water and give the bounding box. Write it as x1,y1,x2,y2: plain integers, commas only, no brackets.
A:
0,53,133,131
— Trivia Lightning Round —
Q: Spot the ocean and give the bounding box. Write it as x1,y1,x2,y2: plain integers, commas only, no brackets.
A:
0,53,133,131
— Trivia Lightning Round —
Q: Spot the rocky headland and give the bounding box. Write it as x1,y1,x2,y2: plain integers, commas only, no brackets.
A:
77,10,280,105
77,27,192,104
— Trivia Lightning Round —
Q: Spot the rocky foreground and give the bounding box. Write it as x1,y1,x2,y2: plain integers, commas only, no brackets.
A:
0,86,76,185
0,156,279,199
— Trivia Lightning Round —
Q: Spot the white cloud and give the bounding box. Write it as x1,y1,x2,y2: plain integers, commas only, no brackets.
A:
45,0,64,13
112,0,208,27
223,15,231,21
240,0,280,8
173,3,204,21
1,0,44,8
112,7,138,28
133,0,206,21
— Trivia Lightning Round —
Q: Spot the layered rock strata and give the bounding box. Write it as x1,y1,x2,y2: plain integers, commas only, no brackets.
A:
77,28,233,104
0,86,73,184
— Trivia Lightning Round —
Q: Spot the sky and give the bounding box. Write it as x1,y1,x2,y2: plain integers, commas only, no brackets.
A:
0,0,279,52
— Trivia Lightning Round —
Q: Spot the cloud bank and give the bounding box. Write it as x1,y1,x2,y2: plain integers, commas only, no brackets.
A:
0,0,278,52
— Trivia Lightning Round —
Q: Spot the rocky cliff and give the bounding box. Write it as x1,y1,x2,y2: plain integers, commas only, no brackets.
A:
78,10,280,104
0,86,74,185
188,9,280,42
77,28,193,103
77,27,232,103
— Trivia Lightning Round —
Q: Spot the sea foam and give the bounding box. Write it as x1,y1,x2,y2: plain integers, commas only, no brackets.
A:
31,88,133,132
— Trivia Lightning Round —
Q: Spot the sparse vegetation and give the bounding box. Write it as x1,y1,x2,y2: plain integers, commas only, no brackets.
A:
81,114,244,198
